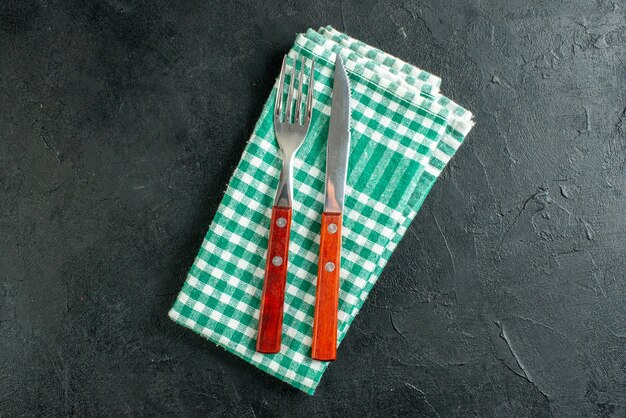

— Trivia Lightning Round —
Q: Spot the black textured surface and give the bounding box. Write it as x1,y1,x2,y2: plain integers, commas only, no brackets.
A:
1,0,625,416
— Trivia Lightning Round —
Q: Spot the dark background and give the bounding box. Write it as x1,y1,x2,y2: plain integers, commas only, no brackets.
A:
1,0,624,416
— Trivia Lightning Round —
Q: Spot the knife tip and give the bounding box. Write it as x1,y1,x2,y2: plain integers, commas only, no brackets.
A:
335,54,344,68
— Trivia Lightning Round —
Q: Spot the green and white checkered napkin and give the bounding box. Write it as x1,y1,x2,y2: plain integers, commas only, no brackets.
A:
169,26,474,394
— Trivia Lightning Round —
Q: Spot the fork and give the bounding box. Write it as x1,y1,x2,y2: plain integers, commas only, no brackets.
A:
256,55,315,354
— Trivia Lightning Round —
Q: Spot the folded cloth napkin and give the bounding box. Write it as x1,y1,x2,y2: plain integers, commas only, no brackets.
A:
169,26,474,394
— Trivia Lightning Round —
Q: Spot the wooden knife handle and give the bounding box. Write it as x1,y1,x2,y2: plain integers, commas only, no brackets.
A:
256,206,292,354
311,212,342,361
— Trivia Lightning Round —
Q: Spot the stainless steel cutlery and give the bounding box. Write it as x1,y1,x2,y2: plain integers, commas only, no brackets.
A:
256,54,351,361
311,55,351,361
257,55,315,354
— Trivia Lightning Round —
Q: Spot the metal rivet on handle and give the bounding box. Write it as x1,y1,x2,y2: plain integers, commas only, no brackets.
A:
325,262,335,272
276,217,287,228
327,223,338,234
272,256,283,266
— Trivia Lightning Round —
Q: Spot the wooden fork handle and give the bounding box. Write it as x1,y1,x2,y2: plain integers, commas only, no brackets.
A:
311,212,342,361
256,206,292,354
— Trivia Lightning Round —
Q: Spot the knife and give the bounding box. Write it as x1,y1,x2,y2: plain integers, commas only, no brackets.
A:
311,55,351,361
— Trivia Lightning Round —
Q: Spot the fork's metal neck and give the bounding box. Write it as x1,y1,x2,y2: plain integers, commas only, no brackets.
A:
274,150,295,208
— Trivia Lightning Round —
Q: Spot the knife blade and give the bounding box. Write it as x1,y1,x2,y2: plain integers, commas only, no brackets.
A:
311,54,351,361
323,55,351,214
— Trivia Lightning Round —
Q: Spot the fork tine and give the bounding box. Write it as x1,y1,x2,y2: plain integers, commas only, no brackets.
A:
285,58,296,123
274,55,287,120
295,56,305,124
305,60,315,125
